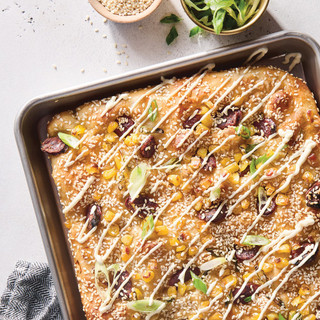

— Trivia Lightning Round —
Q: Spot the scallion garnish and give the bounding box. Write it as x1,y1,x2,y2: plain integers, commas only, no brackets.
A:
141,215,154,239
58,132,80,149
190,271,207,294
148,100,159,122
128,163,149,200
127,299,166,313
242,235,270,246
236,125,251,139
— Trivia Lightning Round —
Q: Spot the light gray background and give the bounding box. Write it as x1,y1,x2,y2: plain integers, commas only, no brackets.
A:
0,0,319,293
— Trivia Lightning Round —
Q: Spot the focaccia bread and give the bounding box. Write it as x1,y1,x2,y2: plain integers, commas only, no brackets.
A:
41,66,320,320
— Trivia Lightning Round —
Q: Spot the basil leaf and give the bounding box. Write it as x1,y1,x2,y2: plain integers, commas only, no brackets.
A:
278,314,286,320
58,132,80,149
190,271,207,294
148,100,158,122
128,163,149,200
243,296,252,303
141,215,154,239
242,235,270,246
235,125,251,139
160,14,182,23
127,299,166,313
209,187,221,202
189,26,202,37
212,8,226,34
166,26,178,45
200,257,226,271
245,143,258,153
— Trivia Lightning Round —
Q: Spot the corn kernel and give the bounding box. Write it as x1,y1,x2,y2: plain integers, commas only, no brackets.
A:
250,314,261,320
124,134,140,146
279,180,291,193
200,177,212,190
275,257,289,269
228,172,240,184
266,313,278,320
248,125,256,135
114,153,123,170
64,220,72,229
107,121,118,133
167,286,177,297
194,200,203,211
304,315,316,320
278,243,291,254
276,194,289,206
133,273,141,280
85,163,99,174
221,157,231,167
239,159,249,172
176,218,186,229
176,245,186,252
188,246,198,256
262,262,273,273
210,285,223,298
178,282,187,296
201,235,213,244
155,220,163,226
241,199,250,210
169,237,179,246
121,235,133,246
102,142,110,151
225,162,240,174
197,147,208,159
168,174,181,186
234,153,242,163
142,270,155,282
172,191,183,202
199,106,210,115
201,301,210,308
104,210,115,222
222,275,237,287
176,252,187,260
302,171,314,183
190,157,201,169
93,191,102,201
195,123,209,135
102,168,117,180
186,281,195,291
299,285,310,297
121,252,131,262
133,288,143,300
108,224,120,237
208,145,217,153
105,132,118,143
204,100,214,108
288,311,297,320
155,225,169,236
209,313,222,320
265,183,276,196
266,149,274,158
291,295,306,307
301,307,310,316
201,113,213,127
71,125,86,137
243,272,252,280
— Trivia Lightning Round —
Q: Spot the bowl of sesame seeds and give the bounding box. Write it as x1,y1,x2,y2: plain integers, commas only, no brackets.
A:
89,0,163,23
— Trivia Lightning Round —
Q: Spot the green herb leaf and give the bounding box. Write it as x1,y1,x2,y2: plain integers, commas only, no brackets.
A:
141,215,154,239
127,299,166,313
213,8,226,34
245,143,258,153
235,125,251,139
242,235,270,246
278,314,286,320
58,132,80,149
128,163,149,200
250,158,256,174
243,296,252,303
148,100,158,122
166,26,178,45
160,14,182,24
190,271,207,294
250,154,271,174
189,26,202,37
200,257,227,271
209,187,221,202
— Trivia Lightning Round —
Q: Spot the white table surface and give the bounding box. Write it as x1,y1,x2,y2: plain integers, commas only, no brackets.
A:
1,0,320,294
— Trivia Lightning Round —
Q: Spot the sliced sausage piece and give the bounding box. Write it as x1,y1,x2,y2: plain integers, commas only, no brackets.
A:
232,283,259,304
114,270,132,300
235,246,259,261
183,114,202,129
86,203,102,230
125,195,158,218
168,267,200,286
198,202,227,223
202,155,217,172
256,197,277,216
253,118,277,137
41,137,67,155
217,110,242,130
140,135,156,158
291,241,319,266
114,116,135,137
306,181,320,209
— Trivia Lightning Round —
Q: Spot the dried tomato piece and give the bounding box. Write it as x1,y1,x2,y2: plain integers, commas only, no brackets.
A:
168,267,200,286
253,118,276,137
140,135,156,158
114,116,134,137
232,283,259,304
198,202,227,223
183,114,202,129
306,181,320,209
86,204,102,230
217,110,242,129
41,137,68,155
114,270,132,300
235,246,259,261
125,195,158,218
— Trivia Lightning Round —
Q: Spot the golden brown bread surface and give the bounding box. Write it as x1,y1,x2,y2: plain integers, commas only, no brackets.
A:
44,66,320,320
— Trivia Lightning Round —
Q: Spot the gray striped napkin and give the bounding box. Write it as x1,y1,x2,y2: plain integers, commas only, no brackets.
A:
0,261,62,320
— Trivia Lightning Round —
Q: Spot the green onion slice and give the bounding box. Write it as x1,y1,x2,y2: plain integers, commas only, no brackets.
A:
235,125,251,139
58,132,80,149
209,187,221,202
141,215,154,239
190,271,207,294
148,100,158,122
127,299,166,313
128,163,149,200
242,235,270,246
200,257,227,271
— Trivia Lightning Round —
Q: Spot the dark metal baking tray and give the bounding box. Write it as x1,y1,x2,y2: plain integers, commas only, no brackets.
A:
14,31,320,320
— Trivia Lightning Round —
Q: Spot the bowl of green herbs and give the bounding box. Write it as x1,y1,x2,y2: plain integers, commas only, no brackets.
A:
181,0,269,35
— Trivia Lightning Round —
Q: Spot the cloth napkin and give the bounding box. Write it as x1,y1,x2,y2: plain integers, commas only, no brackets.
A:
0,261,62,320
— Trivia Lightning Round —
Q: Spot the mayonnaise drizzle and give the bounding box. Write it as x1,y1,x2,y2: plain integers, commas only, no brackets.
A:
292,290,320,320
63,176,95,214
77,217,97,244
283,53,302,72
100,93,129,117
244,47,268,65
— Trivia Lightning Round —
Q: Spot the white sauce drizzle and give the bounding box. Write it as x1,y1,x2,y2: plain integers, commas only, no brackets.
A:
76,217,97,244
244,47,268,65
63,176,95,214
100,93,129,117
292,290,320,320
283,53,302,72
